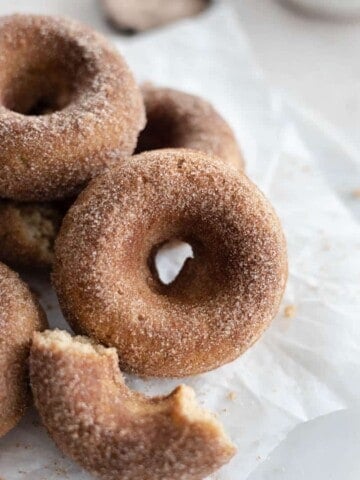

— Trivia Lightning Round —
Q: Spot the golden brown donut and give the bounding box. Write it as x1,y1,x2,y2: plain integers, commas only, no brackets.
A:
0,14,145,201
0,200,67,268
0,262,47,437
53,149,287,377
30,329,235,480
137,84,244,170
100,0,211,33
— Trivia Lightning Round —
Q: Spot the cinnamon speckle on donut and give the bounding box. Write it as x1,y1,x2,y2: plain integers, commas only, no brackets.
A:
30,329,235,480
0,262,47,437
0,14,145,201
53,149,287,377
137,84,244,170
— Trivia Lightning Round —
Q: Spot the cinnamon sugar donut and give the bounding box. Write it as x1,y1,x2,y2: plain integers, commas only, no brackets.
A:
0,200,67,268
30,329,235,480
0,262,47,437
53,149,287,377
137,85,244,170
0,14,145,201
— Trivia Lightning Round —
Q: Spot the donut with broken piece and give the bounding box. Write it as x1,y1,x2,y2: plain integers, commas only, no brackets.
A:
0,262,47,437
0,14,145,201
30,329,236,480
0,199,67,268
53,148,287,377
137,84,244,170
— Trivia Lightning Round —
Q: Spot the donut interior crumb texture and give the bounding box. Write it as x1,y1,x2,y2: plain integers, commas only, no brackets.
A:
101,0,211,33
0,262,47,438
53,148,287,377
0,200,65,268
30,329,236,480
0,14,145,201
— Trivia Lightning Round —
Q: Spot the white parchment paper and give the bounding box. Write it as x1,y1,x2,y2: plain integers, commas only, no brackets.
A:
0,3,360,479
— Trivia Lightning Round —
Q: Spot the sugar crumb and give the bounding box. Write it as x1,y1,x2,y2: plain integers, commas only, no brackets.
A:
284,304,297,319
227,391,237,401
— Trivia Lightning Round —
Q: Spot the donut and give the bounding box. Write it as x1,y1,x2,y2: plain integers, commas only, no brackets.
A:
53,149,287,377
0,14,145,201
0,200,67,268
0,262,47,437
100,0,211,33
30,329,235,480
136,84,244,170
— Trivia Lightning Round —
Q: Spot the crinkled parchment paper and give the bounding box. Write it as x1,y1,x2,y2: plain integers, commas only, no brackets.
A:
0,3,360,479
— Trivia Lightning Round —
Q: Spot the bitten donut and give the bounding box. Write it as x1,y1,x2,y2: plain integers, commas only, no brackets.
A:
0,262,47,437
137,84,244,170
100,0,210,33
30,330,235,480
0,200,67,268
0,14,145,201
54,149,287,377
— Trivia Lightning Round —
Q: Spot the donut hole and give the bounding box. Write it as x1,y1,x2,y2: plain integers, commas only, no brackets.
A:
136,111,181,153
3,74,74,115
152,239,194,285
3,65,79,116
145,225,238,305
1,36,88,116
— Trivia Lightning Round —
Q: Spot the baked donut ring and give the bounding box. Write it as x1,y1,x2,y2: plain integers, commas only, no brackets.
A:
30,329,236,480
54,149,287,377
0,14,145,201
137,84,244,170
0,262,47,437
0,200,67,268
100,0,211,33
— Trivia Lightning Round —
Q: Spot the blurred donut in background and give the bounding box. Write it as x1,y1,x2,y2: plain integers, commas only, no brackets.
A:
100,0,211,33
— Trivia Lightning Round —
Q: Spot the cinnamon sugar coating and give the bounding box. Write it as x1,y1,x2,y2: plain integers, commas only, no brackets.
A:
30,329,236,480
0,199,67,268
0,262,47,437
0,14,145,201
137,85,244,170
53,149,287,377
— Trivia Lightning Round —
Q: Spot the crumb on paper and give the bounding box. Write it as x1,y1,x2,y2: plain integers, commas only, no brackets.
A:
351,188,360,198
284,304,297,319
227,391,237,401
54,465,69,477
322,241,331,251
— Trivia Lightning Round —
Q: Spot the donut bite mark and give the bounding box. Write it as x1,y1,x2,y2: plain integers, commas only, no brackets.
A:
30,329,236,480
0,14,145,201
0,200,67,268
137,84,244,170
0,262,47,437
100,0,211,34
53,149,287,377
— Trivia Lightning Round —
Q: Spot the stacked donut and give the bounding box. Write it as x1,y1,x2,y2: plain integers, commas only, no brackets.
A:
0,14,287,480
